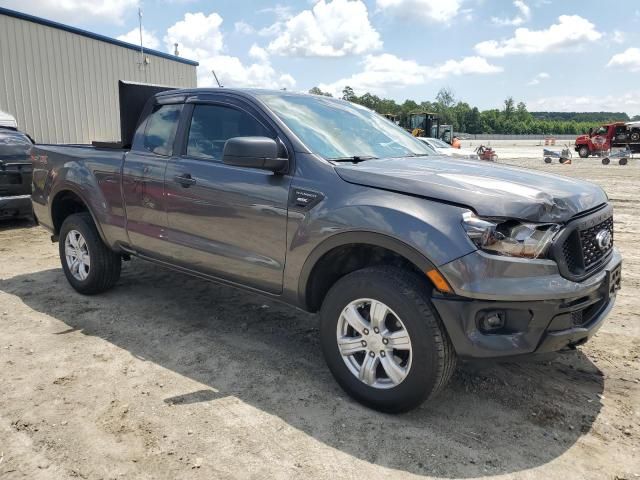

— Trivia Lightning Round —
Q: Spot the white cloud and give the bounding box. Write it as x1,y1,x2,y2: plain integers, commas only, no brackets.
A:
527,71,550,86
607,47,640,72
475,15,602,57
491,0,531,27
527,91,640,116
164,11,295,89
234,21,255,35
165,12,225,58
198,55,296,89
248,44,269,62
376,0,461,24
611,30,626,44
1,0,137,24
117,27,160,50
267,0,382,57
318,53,502,96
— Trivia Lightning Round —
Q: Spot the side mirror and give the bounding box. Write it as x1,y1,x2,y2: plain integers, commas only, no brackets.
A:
222,137,288,173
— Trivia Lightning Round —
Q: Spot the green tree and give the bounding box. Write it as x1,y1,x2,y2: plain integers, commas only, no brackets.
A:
308,86,333,97
435,88,456,109
516,102,530,122
503,97,515,119
342,86,357,102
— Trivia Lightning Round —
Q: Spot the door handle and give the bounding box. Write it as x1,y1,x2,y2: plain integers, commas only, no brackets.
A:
175,173,196,187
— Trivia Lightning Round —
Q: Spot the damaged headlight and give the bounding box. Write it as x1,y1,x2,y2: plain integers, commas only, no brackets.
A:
462,212,560,259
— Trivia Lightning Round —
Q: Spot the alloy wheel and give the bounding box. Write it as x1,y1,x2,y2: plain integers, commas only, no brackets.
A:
336,298,412,389
64,229,91,281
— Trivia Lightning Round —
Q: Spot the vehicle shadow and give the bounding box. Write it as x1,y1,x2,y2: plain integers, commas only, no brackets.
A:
0,217,36,231
0,260,605,478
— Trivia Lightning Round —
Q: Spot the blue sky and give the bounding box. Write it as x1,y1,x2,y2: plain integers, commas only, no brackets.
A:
4,0,640,113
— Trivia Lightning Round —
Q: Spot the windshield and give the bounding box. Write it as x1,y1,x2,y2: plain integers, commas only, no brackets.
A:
257,93,433,160
427,138,452,148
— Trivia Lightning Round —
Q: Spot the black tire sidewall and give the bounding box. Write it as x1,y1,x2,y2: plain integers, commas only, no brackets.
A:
320,269,445,412
579,146,589,158
58,213,115,294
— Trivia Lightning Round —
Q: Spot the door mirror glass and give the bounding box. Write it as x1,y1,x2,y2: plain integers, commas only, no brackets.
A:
222,137,288,172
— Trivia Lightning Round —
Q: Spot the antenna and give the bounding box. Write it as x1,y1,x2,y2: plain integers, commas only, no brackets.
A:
174,43,179,56
137,7,146,70
211,70,223,88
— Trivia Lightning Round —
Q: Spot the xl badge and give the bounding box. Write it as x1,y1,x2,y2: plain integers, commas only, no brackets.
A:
595,229,612,251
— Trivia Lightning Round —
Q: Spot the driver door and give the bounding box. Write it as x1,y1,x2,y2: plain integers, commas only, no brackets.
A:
163,100,292,294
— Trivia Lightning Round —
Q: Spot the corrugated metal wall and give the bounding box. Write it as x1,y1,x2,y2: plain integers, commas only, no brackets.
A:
0,13,197,144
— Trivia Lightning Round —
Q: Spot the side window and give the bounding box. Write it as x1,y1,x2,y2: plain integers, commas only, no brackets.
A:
186,104,273,161
143,104,182,156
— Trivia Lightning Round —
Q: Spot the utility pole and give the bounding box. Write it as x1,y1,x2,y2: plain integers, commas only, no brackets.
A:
137,7,148,80
138,7,144,68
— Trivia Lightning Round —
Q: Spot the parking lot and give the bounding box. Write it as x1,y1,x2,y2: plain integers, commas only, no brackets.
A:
1,149,638,479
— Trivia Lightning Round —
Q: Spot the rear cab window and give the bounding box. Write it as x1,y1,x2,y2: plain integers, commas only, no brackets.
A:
143,104,183,156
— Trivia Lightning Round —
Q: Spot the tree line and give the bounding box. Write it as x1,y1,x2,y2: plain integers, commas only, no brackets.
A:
308,86,636,135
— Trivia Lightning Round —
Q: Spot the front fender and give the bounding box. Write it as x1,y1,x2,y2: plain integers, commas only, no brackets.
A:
281,177,475,308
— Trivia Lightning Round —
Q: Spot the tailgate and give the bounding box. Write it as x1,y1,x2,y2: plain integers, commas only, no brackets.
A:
0,161,32,197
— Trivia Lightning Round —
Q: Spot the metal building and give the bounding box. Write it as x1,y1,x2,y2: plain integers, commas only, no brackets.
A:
0,7,198,144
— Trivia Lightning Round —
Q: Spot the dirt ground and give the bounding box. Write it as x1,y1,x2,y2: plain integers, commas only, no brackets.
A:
1,150,638,479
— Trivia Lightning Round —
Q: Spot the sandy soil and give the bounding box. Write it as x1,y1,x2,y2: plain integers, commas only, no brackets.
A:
0,150,638,479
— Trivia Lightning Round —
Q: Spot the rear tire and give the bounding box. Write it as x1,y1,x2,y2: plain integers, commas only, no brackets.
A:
619,158,628,166
59,212,121,294
544,157,552,164
578,146,590,158
319,266,456,413
630,130,640,142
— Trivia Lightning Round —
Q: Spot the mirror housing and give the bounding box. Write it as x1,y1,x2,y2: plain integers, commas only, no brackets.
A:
222,137,288,173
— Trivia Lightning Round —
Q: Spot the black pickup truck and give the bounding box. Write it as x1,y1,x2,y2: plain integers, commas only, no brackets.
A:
0,121,33,220
31,83,621,412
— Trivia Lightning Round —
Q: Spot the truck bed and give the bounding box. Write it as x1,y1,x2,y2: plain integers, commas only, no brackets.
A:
31,143,128,235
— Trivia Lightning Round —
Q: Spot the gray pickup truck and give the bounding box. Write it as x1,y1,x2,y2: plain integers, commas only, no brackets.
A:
31,84,622,412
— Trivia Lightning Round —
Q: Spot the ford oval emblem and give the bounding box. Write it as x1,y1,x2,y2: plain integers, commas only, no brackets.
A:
595,229,612,251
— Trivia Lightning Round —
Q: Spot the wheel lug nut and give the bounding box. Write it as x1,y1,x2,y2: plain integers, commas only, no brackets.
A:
373,327,380,334
369,351,375,357
363,328,369,335
361,340,367,347
382,338,389,345
380,351,386,357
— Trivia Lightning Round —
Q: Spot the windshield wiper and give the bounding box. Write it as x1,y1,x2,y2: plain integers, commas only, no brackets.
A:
329,155,378,163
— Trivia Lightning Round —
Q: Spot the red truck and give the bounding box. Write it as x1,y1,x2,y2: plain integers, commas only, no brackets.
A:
575,121,640,158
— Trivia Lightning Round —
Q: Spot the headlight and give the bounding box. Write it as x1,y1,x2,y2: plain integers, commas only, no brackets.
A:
462,212,560,259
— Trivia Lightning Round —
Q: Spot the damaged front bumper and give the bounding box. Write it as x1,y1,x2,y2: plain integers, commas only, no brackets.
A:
432,248,622,359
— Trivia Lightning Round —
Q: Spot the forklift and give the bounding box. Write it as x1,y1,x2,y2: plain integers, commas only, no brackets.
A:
382,113,399,125
404,112,453,144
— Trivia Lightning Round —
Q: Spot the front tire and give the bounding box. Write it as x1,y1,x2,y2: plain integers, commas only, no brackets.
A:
59,212,121,294
319,266,456,413
578,146,590,158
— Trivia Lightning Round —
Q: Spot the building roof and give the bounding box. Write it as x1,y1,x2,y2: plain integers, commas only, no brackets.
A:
0,6,199,67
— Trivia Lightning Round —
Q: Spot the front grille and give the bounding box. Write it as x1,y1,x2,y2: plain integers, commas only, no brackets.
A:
580,217,613,269
553,206,614,281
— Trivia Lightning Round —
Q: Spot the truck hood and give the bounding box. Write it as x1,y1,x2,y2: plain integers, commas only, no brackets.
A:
575,134,589,143
334,156,607,223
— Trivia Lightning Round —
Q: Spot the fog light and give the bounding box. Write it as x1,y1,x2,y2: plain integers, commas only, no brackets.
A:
480,311,505,332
